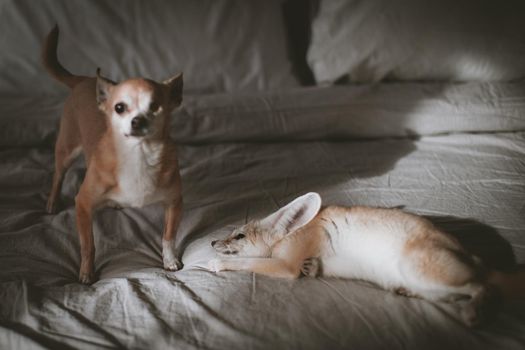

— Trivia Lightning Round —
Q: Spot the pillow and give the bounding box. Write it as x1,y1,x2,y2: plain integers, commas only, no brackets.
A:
307,0,525,83
0,0,299,96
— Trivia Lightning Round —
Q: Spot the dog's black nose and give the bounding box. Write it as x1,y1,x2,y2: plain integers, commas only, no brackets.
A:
131,116,148,131
211,240,217,247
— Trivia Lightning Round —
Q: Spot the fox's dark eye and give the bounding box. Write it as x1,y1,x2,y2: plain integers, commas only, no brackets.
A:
150,101,159,112
115,102,126,114
234,233,245,240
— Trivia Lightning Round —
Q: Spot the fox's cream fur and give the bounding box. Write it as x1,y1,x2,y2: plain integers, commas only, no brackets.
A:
209,192,525,326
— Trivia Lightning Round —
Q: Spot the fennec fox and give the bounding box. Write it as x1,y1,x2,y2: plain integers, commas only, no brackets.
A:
209,192,525,326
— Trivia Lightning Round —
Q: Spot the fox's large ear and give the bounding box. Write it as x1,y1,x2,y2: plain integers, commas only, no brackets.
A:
260,192,322,235
163,72,183,106
96,68,116,105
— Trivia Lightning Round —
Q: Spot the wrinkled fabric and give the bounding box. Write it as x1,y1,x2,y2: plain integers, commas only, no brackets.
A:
3,80,525,147
2,1,523,348
1,81,525,349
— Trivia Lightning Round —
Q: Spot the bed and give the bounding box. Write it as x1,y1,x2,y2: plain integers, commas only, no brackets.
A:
1,1,524,349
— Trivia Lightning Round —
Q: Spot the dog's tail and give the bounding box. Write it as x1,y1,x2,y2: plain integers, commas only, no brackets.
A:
42,25,85,89
487,264,525,299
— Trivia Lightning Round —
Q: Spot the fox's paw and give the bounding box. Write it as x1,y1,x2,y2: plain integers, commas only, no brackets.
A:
301,257,321,277
394,287,417,298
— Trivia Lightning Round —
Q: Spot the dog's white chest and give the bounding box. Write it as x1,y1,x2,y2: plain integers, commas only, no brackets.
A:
109,140,165,208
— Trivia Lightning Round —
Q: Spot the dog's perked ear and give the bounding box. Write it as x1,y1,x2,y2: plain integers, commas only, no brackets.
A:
96,68,117,106
260,192,322,235
163,73,183,106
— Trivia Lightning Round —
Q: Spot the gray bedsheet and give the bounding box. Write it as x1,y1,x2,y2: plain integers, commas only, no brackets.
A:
1,82,524,349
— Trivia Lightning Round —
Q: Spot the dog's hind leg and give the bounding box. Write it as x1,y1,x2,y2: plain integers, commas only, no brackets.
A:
47,115,82,213
47,144,81,213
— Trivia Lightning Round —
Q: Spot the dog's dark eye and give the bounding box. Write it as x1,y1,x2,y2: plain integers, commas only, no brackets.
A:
234,233,245,240
114,102,126,114
149,101,159,112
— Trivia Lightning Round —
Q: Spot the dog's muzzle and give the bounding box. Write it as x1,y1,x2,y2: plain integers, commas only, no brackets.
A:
130,116,149,136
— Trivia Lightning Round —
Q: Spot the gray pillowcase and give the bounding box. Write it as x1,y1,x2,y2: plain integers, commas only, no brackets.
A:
307,0,525,83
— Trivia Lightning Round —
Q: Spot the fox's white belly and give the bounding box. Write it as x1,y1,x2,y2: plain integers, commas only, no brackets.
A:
320,213,410,290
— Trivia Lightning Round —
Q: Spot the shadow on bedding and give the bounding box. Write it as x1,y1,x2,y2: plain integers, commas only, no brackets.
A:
426,215,517,271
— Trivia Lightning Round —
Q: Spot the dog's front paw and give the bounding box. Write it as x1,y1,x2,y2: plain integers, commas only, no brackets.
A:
163,256,183,271
79,270,94,284
208,259,225,273
162,239,183,271
79,259,95,284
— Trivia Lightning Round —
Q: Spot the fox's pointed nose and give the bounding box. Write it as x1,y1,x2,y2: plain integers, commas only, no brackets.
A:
211,240,217,247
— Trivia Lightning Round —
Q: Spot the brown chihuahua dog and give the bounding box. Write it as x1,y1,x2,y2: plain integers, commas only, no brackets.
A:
43,26,184,284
